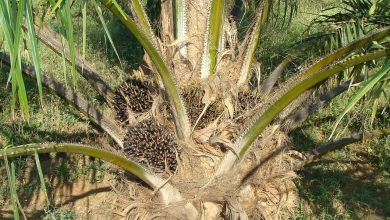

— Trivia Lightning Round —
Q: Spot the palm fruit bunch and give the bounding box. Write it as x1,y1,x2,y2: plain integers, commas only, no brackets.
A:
123,119,179,172
113,78,155,124
182,88,220,129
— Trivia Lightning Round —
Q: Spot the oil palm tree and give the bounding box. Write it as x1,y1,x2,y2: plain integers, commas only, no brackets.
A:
0,0,389,218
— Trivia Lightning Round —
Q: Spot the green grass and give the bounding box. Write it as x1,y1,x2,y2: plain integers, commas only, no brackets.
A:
43,207,76,220
291,85,390,219
0,0,388,218
255,0,343,81
0,7,128,213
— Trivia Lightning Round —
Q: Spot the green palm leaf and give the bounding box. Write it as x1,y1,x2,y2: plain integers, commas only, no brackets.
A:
0,0,30,119
175,0,187,56
47,0,77,88
92,0,122,66
330,59,390,138
99,0,191,141
238,0,270,85
201,0,225,78
1,143,167,189
82,0,87,61
216,27,390,176
34,150,50,206
25,0,43,103
3,153,19,220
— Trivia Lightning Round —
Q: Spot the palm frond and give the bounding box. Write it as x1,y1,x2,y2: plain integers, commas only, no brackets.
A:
368,79,386,125
81,0,87,60
129,0,159,47
307,0,390,55
330,59,390,138
63,0,77,87
1,143,168,197
216,28,390,176
269,0,298,27
92,0,122,66
297,127,390,168
34,150,50,206
316,0,389,27
25,0,43,104
99,0,191,141
201,0,225,78
0,0,30,120
22,23,115,104
175,0,187,56
261,56,291,95
237,0,270,85
3,154,20,220
0,51,124,147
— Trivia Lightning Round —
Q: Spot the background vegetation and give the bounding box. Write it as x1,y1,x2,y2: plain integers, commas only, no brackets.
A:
0,0,389,219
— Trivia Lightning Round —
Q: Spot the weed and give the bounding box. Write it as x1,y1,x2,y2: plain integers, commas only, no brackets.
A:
292,90,390,218
43,207,76,220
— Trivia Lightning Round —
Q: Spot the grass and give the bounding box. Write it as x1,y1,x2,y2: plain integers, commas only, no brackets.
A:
256,0,341,70
0,0,389,218
43,207,76,220
0,6,129,214
291,86,390,219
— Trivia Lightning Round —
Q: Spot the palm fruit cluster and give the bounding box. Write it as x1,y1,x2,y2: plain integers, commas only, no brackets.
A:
123,119,179,172
113,78,154,124
182,88,220,129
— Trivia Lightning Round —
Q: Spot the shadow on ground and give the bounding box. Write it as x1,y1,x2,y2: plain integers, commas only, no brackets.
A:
291,128,390,219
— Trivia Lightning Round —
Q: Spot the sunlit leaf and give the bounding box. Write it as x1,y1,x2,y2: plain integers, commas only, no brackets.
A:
331,60,390,138
92,0,122,66
3,154,19,220
25,0,43,104
82,0,87,61
34,150,50,206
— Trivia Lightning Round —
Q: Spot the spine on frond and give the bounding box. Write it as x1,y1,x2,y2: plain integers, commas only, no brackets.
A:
200,2,212,78
237,0,270,86
100,0,191,142
129,0,160,49
175,0,187,56
0,143,198,217
200,0,225,78
216,28,390,176
0,143,161,189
